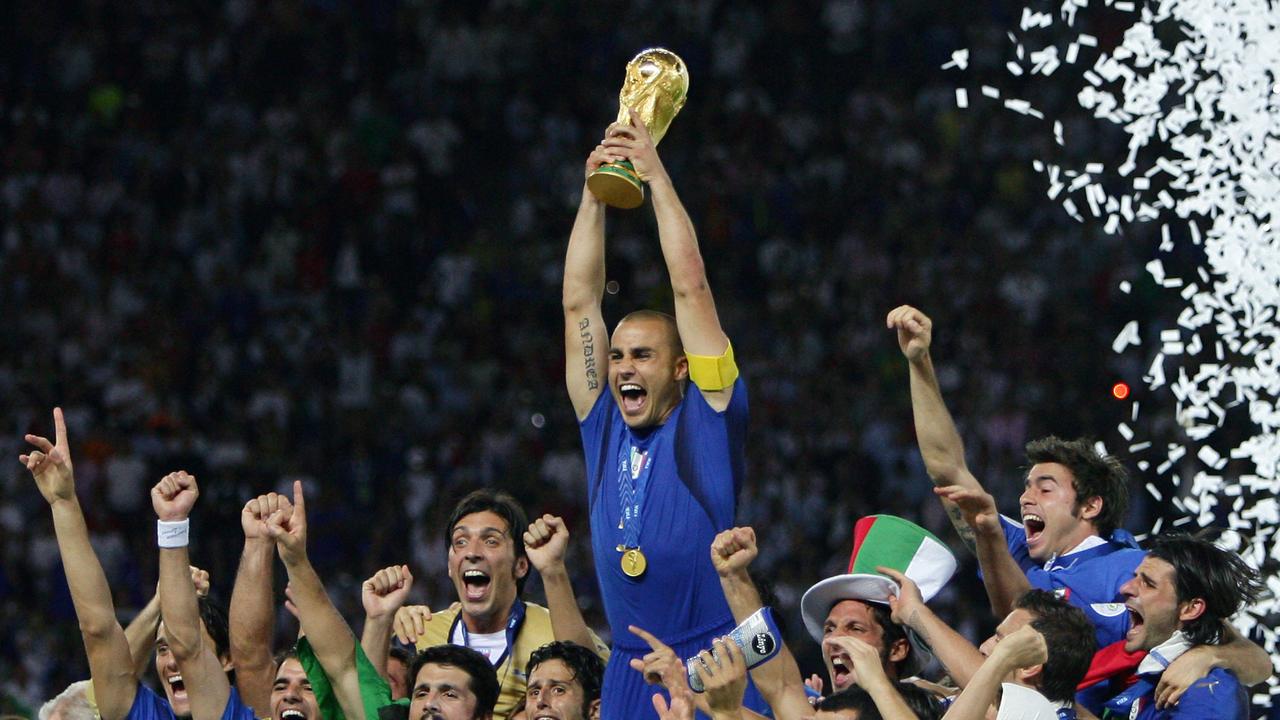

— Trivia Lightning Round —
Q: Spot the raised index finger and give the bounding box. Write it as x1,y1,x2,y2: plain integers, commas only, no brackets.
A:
53,407,68,448
629,625,666,650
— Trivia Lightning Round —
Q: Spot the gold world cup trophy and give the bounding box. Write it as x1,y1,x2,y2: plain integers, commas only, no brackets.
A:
586,48,689,209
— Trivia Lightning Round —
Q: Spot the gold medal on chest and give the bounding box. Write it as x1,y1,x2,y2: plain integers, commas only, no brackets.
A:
620,547,648,578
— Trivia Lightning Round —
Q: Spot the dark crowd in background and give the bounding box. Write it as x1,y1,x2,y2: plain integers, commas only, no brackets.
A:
2,0,1215,709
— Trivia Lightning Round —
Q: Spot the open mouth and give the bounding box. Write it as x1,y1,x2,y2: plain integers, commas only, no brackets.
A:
619,383,647,415
167,674,186,699
1022,513,1046,543
1126,606,1145,641
280,709,306,720
828,654,853,689
462,569,491,601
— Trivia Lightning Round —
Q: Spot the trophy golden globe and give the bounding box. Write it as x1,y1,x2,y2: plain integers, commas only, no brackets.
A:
587,48,689,209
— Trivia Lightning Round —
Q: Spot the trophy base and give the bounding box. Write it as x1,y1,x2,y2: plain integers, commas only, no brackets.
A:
587,161,645,209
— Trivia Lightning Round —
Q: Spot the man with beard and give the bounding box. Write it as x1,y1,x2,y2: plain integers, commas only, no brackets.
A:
1100,535,1262,720
20,410,245,720
561,114,765,719
887,306,1270,706
407,646,499,720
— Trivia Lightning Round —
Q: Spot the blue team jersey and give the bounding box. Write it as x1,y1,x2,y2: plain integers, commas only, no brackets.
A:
582,378,767,720
998,515,1146,647
580,378,747,639
1101,668,1246,719
126,683,257,720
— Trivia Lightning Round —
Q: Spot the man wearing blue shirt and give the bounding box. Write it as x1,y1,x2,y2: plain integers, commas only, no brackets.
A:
562,116,763,719
1101,534,1261,719
21,409,254,720
886,306,1271,710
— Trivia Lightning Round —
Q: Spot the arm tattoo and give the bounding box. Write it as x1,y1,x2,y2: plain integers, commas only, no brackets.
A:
945,504,978,554
579,317,599,390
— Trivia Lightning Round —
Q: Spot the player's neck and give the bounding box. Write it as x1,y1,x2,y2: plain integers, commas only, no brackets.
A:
462,606,512,634
1054,523,1101,557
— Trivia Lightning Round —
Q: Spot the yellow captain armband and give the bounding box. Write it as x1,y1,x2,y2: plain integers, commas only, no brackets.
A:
686,341,739,391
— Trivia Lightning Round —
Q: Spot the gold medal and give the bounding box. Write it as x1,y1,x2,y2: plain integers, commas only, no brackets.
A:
620,547,648,578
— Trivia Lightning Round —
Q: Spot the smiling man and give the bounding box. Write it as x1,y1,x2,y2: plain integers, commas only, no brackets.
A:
561,116,765,719
395,491,606,719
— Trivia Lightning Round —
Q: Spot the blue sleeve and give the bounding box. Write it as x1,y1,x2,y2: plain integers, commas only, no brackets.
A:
978,516,1041,585
579,390,614,506
221,688,258,720
679,377,747,527
125,685,173,720
1163,669,1247,720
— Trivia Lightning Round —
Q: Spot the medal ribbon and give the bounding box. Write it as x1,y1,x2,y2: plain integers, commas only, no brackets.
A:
618,435,659,550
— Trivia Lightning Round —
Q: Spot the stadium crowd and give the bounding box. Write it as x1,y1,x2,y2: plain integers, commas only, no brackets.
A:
1,1,1271,719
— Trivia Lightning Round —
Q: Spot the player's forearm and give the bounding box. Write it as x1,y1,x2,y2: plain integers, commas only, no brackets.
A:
230,539,277,713
282,556,358,676
1212,625,1273,685
748,646,813,720
974,527,1029,619
941,653,1012,720
717,570,764,625
860,673,917,720
125,592,162,680
360,613,394,678
907,354,973,486
158,546,205,660
900,605,986,689
50,499,123,637
563,188,607,312
648,176,710,299
540,564,599,650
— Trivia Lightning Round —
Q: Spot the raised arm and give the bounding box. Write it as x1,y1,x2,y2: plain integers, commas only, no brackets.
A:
523,515,600,652
563,143,616,420
126,567,209,682
21,409,137,720
605,110,735,409
268,481,366,720
359,565,414,681
708,528,811,720
152,471,232,720
881,568,987,689
888,305,986,552
231,493,289,714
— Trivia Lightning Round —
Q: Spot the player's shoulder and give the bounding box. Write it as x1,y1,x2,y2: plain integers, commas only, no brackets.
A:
1161,667,1246,719
126,684,174,720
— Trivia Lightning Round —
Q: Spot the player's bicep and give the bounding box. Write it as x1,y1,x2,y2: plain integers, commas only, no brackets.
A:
88,631,140,720
565,307,608,420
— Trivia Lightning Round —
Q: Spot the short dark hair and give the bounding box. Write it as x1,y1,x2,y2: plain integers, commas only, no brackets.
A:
815,687,881,717
1014,590,1096,703
273,646,301,668
446,489,530,595
198,595,231,660
1147,534,1262,646
616,310,684,355
409,645,499,718
526,642,604,714
1024,436,1129,536
866,601,910,676
895,681,944,720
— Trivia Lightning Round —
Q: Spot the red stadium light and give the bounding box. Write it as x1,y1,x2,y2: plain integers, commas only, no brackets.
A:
1112,382,1130,400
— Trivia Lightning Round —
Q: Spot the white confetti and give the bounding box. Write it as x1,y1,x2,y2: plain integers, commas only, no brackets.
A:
956,88,969,108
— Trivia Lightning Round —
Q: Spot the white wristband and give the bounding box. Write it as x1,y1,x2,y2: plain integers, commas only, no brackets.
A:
158,519,190,548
